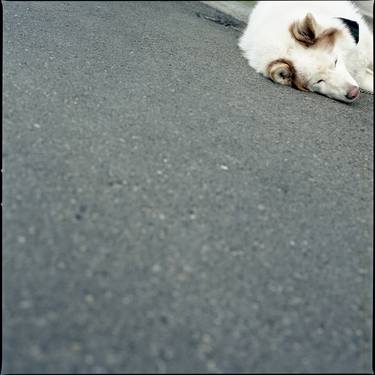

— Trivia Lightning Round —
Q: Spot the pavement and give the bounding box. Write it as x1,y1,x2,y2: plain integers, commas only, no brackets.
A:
201,1,253,24
3,1,373,373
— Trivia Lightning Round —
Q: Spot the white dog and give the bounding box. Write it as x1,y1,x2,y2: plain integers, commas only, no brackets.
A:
238,1,373,103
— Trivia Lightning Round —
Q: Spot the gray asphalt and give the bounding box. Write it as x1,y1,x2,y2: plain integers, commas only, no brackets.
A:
3,1,373,373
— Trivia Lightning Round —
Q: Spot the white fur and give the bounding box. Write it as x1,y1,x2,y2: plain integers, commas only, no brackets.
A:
239,1,373,102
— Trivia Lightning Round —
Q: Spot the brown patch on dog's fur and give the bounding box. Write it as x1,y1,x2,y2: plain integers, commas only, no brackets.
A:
289,13,342,49
289,13,317,47
267,58,308,91
315,28,342,49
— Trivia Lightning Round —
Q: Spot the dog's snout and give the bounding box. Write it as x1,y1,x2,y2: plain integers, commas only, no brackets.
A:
345,85,360,100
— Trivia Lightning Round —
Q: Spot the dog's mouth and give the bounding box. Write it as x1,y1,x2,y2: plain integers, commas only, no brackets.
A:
342,92,360,103
312,83,361,103
314,90,360,104
334,95,360,104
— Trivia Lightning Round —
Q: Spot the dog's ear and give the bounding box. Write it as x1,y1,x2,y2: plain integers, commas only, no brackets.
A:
267,59,293,86
290,12,318,46
315,27,342,51
267,59,308,91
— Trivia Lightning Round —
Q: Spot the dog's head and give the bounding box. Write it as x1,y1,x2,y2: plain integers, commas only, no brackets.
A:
267,13,360,103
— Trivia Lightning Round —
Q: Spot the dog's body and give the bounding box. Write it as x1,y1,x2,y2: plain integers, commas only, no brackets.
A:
239,1,373,102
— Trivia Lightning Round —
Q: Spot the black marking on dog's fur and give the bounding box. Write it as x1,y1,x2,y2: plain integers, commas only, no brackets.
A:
336,17,359,44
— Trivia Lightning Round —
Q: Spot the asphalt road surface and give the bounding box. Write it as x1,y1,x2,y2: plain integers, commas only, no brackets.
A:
3,1,373,373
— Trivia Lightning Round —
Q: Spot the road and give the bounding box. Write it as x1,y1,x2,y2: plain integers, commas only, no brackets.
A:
3,1,373,373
